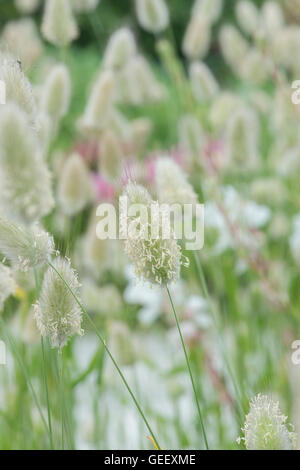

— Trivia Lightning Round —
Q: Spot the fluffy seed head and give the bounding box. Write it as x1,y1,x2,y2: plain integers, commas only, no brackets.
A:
0,215,54,271
58,153,93,216
0,55,36,122
40,63,71,121
241,394,297,450
219,25,249,71
41,0,78,47
122,182,187,286
0,104,54,224
135,0,169,34
118,55,164,105
99,130,124,183
182,15,211,60
235,1,260,36
15,0,40,13
0,263,16,311
155,157,197,206
80,70,115,134
1,19,43,69
224,107,259,170
34,257,83,348
103,28,136,70
262,1,284,38
72,0,100,12
178,114,204,158
192,0,223,25
189,61,219,102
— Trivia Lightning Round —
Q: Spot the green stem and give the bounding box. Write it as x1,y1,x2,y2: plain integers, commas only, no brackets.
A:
48,261,161,450
41,337,54,450
0,317,48,434
166,287,209,450
34,267,54,449
58,350,65,450
193,251,246,418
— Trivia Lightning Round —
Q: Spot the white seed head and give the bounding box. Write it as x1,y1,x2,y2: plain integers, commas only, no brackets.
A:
135,0,169,34
239,49,270,84
34,257,83,349
1,18,43,69
178,114,204,157
40,63,71,121
209,92,243,131
99,130,123,183
58,153,93,216
80,70,115,134
262,1,284,38
192,0,223,25
72,0,100,12
122,182,187,286
15,0,40,13
0,263,16,311
0,104,54,224
224,107,259,170
241,394,297,450
0,215,54,271
155,157,197,206
0,55,36,123
41,0,78,47
235,1,260,37
189,61,219,102
219,24,249,71
182,15,211,60
118,55,164,105
103,28,136,70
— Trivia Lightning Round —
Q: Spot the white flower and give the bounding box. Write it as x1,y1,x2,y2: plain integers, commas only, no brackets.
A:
34,257,83,348
241,394,296,450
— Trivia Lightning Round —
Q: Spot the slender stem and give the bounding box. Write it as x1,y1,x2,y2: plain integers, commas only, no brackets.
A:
41,337,54,450
0,317,48,433
48,261,161,450
34,267,54,449
166,287,209,450
58,350,65,450
193,251,246,418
